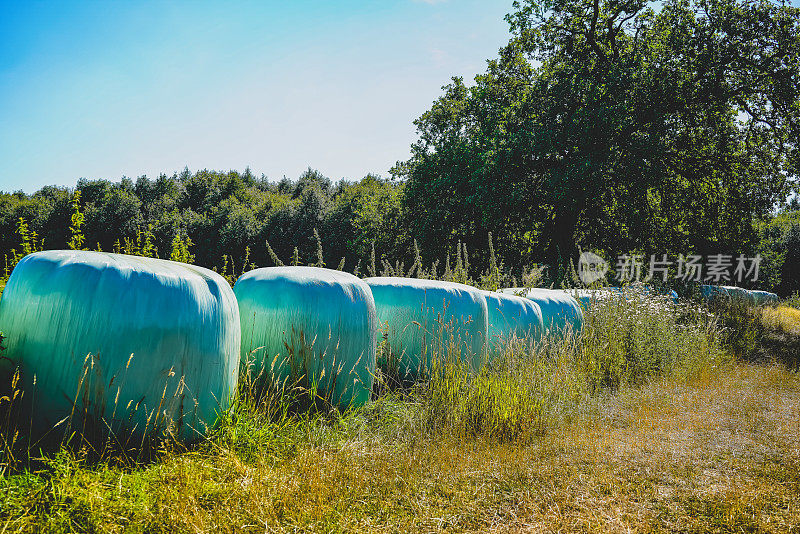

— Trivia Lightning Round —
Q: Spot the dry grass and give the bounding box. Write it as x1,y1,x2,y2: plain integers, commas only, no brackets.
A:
1,362,798,532
762,306,800,336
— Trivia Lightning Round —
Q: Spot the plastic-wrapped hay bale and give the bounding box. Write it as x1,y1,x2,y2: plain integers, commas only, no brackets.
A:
701,284,756,304
234,267,376,408
749,290,779,305
721,285,754,303
482,290,544,353
700,284,727,301
0,250,240,444
365,277,489,381
560,288,615,310
499,288,583,337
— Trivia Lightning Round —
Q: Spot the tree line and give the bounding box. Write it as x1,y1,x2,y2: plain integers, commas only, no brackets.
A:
0,168,408,276
1,164,797,294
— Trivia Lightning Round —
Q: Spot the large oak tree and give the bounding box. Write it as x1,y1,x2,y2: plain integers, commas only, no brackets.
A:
399,0,800,279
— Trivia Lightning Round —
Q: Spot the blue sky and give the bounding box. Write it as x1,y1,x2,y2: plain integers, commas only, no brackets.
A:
0,1,513,192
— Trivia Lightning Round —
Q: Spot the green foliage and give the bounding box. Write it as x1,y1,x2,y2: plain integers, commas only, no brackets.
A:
264,238,284,267
66,190,85,251
0,169,411,281
168,232,195,264
15,218,39,259
1,163,792,293
312,228,325,268
368,242,377,277
580,291,728,391
216,246,256,286
119,226,158,258
757,208,800,295
713,299,765,359
399,0,800,281
2,218,44,281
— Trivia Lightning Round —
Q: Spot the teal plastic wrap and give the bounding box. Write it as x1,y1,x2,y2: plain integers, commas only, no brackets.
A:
499,288,583,337
749,290,779,305
482,290,544,352
701,284,751,303
701,285,778,306
365,277,488,380
234,267,376,408
565,288,623,310
0,250,240,444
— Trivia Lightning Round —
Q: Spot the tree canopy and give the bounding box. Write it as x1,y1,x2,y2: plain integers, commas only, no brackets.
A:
399,0,800,279
0,169,408,275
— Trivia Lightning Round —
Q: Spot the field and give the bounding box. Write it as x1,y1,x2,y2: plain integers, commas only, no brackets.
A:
1,364,798,532
1,292,799,532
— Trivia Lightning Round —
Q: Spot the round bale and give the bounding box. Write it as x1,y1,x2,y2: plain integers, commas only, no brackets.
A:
0,250,240,444
482,290,544,354
234,267,376,409
365,277,488,381
499,287,583,337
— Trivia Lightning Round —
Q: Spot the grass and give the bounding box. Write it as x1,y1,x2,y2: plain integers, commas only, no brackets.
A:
706,295,800,370
762,305,800,336
1,363,797,532
0,290,799,532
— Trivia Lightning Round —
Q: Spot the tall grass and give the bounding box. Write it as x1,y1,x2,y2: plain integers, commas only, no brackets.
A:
705,294,800,369
0,352,211,473
1,289,731,474
416,289,729,442
6,286,800,532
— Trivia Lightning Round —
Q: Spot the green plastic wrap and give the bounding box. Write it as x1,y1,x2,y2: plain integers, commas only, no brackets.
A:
565,288,620,310
749,290,779,305
701,285,778,306
0,250,240,444
499,288,583,337
365,277,488,380
482,290,544,352
701,284,752,303
234,267,376,408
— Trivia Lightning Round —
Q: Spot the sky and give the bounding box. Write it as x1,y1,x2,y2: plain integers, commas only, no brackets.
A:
0,0,514,193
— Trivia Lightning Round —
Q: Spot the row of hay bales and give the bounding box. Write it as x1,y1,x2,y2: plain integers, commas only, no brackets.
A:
700,284,779,305
0,250,582,444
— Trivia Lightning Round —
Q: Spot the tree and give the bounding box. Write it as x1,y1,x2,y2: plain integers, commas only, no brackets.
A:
326,175,408,266
758,208,800,295
400,0,800,280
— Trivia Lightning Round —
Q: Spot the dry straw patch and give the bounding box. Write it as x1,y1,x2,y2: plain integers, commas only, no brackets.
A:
762,306,800,336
